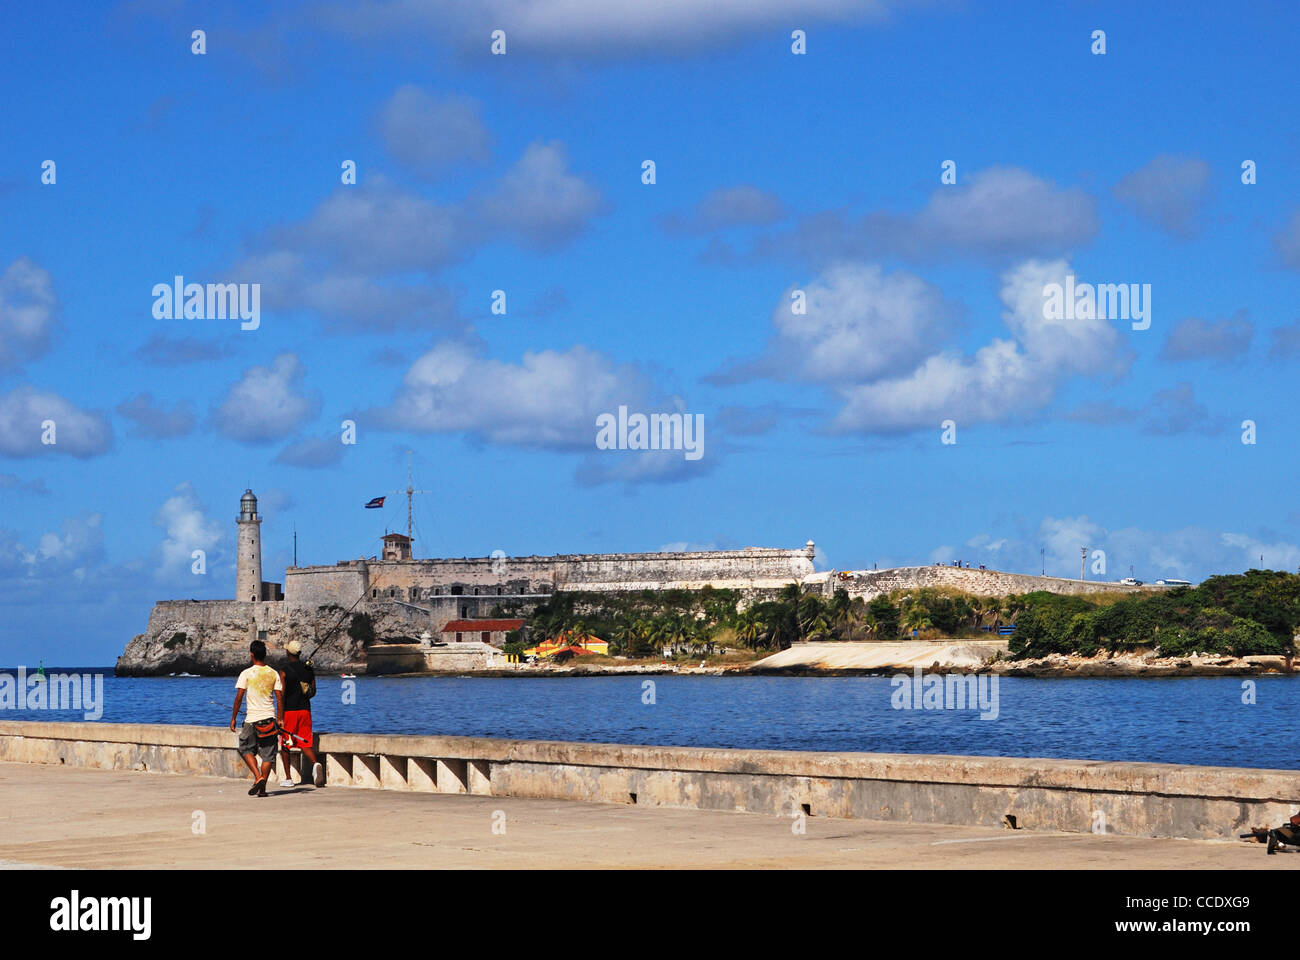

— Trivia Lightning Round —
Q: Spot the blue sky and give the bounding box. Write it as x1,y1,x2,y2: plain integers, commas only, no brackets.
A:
3,0,1299,664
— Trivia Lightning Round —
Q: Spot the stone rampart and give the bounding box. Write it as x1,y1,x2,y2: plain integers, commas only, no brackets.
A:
839,565,1159,601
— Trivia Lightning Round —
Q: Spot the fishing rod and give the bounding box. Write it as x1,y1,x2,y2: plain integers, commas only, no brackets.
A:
301,490,423,665
276,726,313,748
301,565,399,667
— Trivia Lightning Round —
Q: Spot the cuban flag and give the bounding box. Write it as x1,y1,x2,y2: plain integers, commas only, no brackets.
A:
364,496,386,509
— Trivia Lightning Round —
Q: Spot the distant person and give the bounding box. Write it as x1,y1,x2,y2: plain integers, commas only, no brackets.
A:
278,640,324,788
230,639,283,797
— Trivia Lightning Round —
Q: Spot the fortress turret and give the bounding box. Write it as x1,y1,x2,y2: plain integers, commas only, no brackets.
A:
236,489,262,602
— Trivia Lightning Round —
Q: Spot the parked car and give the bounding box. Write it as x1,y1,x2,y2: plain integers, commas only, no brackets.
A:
1119,577,1143,586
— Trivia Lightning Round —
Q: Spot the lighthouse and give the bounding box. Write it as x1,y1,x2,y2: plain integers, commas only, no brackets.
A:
236,489,262,602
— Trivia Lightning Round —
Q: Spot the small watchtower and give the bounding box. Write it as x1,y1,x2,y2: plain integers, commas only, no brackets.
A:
381,533,413,561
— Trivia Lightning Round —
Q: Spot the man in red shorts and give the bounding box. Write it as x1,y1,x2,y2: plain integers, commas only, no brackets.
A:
278,640,324,788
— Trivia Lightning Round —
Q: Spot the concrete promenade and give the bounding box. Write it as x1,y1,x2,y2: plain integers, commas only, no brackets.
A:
0,762,1291,869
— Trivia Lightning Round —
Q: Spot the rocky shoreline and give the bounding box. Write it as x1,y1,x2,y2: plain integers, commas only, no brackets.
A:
116,629,1297,679
987,652,1294,678
742,641,1297,678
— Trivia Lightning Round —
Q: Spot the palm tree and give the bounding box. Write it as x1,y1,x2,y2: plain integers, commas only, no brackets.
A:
610,618,635,657
827,589,853,639
778,582,803,605
861,606,880,641
630,618,654,658
796,593,827,641
901,605,934,638
567,619,592,648
656,614,687,657
735,609,763,650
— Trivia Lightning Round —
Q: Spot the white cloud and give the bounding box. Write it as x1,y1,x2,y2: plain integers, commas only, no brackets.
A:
899,167,1099,258
470,141,605,251
229,142,601,332
950,516,1300,583
0,385,113,457
315,0,905,56
831,258,1129,432
1141,382,1221,436
379,86,492,177
715,263,957,385
0,258,58,370
275,434,344,468
576,443,713,486
1221,533,1300,571
116,393,197,438
34,513,104,567
1275,208,1300,270
376,340,713,485
380,340,653,450
663,185,786,232
212,353,320,443
274,178,463,274
1161,310,1252,362
1114,154,1212,239
754,167,1099,263
154,483,224,577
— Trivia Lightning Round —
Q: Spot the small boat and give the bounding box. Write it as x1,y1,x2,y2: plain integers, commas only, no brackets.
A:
340,672,357,679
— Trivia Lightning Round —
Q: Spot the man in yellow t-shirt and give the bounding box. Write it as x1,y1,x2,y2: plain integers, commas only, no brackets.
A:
230,639,284,797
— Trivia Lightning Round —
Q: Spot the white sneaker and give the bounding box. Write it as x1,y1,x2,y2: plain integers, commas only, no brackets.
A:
279,778,295,788
312,762,325,787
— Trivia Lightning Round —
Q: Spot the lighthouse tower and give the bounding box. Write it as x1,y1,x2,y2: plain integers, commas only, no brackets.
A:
236,489,262,602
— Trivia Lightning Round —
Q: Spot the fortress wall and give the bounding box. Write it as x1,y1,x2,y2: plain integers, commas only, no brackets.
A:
366,563,546,596
840,566,1156,601
554,548,813,587
289,548,817,602
145,599,288,638
356,549,813,594
285,564,369,608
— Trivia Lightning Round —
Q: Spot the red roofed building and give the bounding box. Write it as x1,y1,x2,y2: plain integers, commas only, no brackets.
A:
441,618,524,646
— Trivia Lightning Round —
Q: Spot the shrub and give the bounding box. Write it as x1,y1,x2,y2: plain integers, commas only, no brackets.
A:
348,613,376,646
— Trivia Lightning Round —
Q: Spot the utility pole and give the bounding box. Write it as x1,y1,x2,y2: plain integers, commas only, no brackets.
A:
293,524,297,568
1041,547,1045,577
1080,546,1087,582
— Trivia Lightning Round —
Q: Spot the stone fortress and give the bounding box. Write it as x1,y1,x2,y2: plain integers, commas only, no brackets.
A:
117,489,818,675
117,488,1150,676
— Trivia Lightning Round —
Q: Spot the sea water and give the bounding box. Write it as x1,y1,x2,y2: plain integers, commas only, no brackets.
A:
0,671,1291,770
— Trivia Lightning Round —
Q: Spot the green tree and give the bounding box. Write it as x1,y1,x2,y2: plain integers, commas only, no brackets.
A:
867,596,899,640
900,604,933,637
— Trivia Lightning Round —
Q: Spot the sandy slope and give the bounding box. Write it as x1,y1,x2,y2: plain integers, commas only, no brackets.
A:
750,640,1009,672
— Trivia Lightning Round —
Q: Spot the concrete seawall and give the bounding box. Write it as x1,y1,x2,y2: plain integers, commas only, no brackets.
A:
1,720,1295,841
